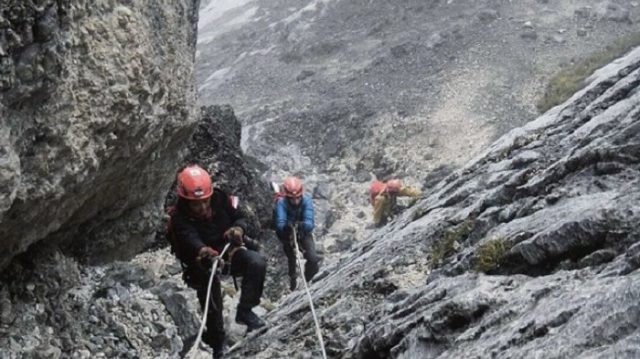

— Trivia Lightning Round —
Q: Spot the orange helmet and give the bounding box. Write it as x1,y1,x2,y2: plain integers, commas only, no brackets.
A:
176,165,213,200
386,179,402,193
283,176,303,198
369,180,386,205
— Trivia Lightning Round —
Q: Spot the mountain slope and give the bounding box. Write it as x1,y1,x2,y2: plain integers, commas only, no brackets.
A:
195,0,640,251
224,45,640,359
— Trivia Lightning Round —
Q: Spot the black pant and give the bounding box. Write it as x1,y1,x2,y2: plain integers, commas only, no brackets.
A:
191,248,266,350
278,228,320,281
230,248,267,309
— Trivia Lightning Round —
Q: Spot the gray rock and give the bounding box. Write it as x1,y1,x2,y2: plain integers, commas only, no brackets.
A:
105,263,155,289
34,344,62,359
0,0,200,270
296,70,315,82
425,32,446,49
577,249,617,268
0,288,13,325
151,282,198,339
549,34,566,44
323,209,337,231
521,29,538,40
313,182,332,199
574,6,592,19
477,9,499,22
34,7,58,42
150,332,171,351
604,3,631,23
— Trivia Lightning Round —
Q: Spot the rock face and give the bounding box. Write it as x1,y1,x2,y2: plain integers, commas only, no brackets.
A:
0,0,200,269
195,0,640,252
222,47,640,358
0,243,200,359
0,106,278,359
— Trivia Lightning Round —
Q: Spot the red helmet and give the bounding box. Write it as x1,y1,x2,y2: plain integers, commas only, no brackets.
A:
176,165,213,200
283,176,303,198
386,179,402,193
369,180,386,205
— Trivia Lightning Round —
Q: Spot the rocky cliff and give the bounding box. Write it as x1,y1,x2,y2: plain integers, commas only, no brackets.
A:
0,107,274,359
2,1,640,359
3,41,634,359
226,47,640,359
196,0,640,252
0,0,200,269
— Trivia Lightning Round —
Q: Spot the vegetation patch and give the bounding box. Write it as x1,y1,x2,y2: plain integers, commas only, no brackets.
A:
537,32,640,112
475,237,511,273
431,219,475,267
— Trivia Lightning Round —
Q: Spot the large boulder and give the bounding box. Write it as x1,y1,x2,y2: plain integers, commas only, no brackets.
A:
0,0,200,269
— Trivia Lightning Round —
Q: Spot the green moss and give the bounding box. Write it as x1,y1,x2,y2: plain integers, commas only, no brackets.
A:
538,32,640,112
475,237,511,273
431,219,475,267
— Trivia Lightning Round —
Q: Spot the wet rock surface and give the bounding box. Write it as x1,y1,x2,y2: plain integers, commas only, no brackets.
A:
0,0,200,270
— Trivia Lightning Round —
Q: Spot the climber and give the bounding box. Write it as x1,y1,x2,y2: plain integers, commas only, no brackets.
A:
168,165,266,359
274,176,320,291
370,179,421,227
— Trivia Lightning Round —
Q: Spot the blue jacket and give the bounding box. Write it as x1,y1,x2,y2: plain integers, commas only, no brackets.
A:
275,194,314,235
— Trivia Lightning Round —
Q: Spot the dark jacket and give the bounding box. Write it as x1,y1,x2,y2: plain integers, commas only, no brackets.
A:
275,194,314,236
171,188,248,268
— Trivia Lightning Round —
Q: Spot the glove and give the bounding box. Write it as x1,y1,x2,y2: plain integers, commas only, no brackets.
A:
196,246,219,268
224,226,244,246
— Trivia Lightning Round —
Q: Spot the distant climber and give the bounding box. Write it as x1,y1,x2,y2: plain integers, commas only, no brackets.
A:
369,179,421,227
274,176,320,291
167,165,266,359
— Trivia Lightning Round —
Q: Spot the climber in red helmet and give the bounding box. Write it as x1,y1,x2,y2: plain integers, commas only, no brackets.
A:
369,179,421,227
169,165,266,358
274,176,319,291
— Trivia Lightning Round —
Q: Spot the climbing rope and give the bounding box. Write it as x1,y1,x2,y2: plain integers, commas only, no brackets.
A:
292,226,328,359
186,242,231,359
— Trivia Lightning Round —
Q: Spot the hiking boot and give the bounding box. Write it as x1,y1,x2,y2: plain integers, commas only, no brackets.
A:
235,307,265,331
289,275,297,291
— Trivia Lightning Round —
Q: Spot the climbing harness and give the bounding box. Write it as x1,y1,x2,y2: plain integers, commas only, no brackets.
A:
291,225,328,359
186,242,231,359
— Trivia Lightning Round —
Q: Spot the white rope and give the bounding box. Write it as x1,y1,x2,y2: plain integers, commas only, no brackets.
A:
186,243,232,359
292,226,328,359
